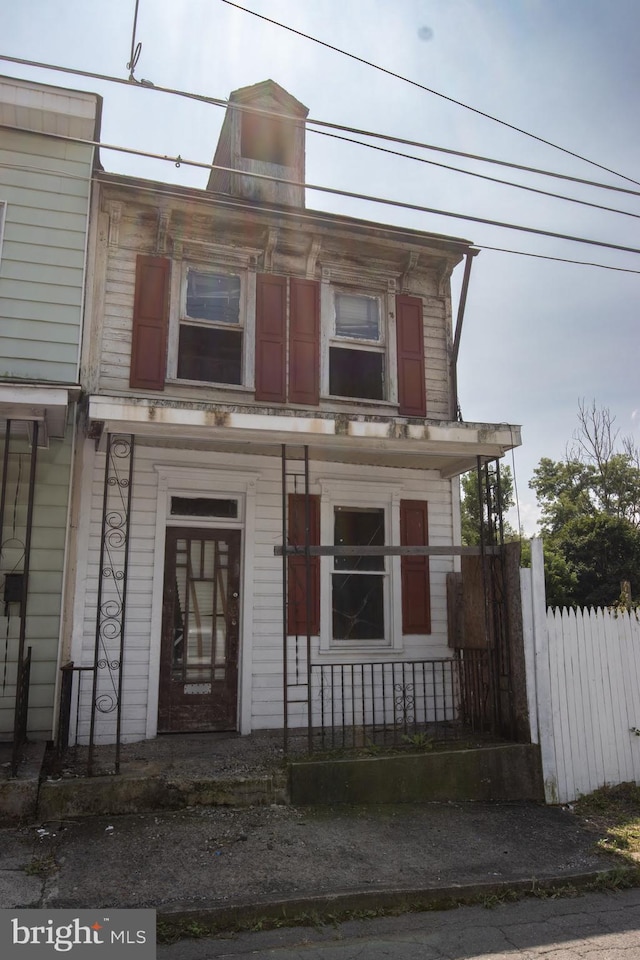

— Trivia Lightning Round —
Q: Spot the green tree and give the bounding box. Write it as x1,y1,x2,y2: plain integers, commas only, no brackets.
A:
530,401,640,608
460,463,515,546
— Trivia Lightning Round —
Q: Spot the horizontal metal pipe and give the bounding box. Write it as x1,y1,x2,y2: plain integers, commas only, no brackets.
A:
276,544,503,557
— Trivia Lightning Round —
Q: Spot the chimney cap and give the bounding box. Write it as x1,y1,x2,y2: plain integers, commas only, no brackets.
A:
228,79,309,118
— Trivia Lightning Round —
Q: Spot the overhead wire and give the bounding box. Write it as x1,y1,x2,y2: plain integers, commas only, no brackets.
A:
2,53,640,202
219,0,640,188
312,128,640,222
126,0,142,81
94,171,640,271
2,122,640,261
0,152,638,277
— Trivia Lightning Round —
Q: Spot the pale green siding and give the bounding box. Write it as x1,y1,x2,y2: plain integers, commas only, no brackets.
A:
0,418,73,739
0,129,93,383
0,115,93,738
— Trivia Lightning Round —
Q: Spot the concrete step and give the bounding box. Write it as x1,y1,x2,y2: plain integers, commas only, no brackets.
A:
37,771,288,819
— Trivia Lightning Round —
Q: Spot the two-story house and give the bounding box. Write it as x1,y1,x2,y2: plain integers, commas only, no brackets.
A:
67,80,521,749
0,76,101,751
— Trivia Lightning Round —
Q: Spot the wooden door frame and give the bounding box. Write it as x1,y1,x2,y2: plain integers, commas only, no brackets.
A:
147,464,259,741
158,526,241,732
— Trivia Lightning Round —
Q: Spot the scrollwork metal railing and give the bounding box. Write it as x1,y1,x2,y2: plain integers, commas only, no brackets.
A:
88,434,134,775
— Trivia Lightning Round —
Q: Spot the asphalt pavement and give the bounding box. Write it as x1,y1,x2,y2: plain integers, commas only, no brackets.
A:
157,888,640,959
0,797,628,931
1,732,635,947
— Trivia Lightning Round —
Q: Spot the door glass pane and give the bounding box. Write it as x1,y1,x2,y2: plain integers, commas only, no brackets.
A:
170,535,233,682
186,579,213,680
172,540,188,677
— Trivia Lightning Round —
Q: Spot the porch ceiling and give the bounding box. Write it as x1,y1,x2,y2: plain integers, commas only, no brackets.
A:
88,396,521,478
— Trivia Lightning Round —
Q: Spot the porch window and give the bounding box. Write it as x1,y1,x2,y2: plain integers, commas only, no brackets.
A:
329,293,385,401
332,506,386,641
170,496,238,518
177,270,243,384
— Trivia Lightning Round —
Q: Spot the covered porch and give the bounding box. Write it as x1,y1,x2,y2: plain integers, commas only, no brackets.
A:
61,395,523,775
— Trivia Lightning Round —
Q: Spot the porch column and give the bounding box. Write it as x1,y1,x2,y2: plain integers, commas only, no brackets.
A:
88,433,135,774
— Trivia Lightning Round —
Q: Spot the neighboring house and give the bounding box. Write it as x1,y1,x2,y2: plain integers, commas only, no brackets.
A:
68,79,521,747
0,77,101,745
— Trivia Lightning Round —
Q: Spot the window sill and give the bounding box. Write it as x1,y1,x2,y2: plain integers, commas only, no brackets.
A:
318,639,404,658
321,395,399,409
166,378,253,395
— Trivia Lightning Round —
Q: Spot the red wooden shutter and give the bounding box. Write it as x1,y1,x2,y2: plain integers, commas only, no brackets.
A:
289,278,320,405
287,494,320,636
130,255,170,390
255,274,286,402
400,499,431,634
396,295,426,417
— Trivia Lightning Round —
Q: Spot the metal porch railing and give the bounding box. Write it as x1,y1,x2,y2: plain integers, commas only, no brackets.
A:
309,650,493,751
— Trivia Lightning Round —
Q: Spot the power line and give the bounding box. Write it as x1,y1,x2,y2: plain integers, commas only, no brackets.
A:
307,121,640,200
4,120,640,259
2,150,635,273
477,245,640,275
2,52,640,203
219,0,640,188
126,0,142,81
312,129,640,223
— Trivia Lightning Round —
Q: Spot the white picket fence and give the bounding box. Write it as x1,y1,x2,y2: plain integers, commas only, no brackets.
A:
523,539,640,803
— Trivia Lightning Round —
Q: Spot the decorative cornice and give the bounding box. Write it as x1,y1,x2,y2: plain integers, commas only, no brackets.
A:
306,238,322,278
105,201,122,249
156,210,171,255
263,228,278,273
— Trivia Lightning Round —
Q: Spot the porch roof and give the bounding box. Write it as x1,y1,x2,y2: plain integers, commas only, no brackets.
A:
88,395,521,478
0,383,78,443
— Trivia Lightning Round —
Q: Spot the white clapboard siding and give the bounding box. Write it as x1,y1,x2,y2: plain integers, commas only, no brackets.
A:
72,441,455,742
539,607,640,803
96,217,453,419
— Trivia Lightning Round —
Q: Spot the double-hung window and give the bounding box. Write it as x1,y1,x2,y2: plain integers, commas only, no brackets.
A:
177,269,243,385
332,506,387,642
329,292,385,401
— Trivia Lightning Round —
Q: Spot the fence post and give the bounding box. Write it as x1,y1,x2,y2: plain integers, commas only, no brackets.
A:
529,538,559,803
520,566,538,744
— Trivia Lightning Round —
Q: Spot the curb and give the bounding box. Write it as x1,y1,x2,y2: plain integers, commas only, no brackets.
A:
155,868,640,939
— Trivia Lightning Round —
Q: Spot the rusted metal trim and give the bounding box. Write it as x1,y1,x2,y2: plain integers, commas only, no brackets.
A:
0,419,10,548
15,421,38,667
450,250,478,420
276,544,503,557
304,445,312,754
281,444,288,753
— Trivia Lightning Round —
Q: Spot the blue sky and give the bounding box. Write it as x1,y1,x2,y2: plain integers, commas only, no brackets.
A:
1,0,638,532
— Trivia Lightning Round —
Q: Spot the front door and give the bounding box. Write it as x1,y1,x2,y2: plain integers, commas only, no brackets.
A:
158,528,241,732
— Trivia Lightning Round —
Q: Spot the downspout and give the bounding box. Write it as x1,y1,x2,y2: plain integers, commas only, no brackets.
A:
450,249,479,422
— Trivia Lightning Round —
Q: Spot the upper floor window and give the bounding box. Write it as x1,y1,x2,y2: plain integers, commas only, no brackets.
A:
130,252,425,417
177,269,244,385
329,292,385,401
